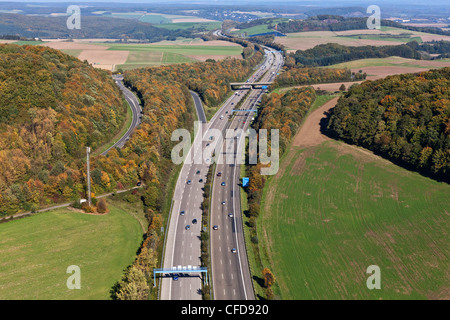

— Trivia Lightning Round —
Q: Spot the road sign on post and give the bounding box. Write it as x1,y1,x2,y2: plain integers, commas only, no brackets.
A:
242,177,249,187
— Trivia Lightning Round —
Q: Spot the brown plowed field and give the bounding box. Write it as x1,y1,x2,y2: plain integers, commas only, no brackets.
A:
292,96,339,148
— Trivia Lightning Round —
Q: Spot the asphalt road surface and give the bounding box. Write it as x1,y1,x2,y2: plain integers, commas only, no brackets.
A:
210,49,284,300
190,90,207,124
101,75,142,156
160,48,284,300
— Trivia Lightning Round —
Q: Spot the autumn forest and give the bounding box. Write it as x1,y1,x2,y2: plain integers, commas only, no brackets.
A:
0,42,264,217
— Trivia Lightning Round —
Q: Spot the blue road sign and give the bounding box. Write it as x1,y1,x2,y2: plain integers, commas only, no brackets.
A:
242,177,249,187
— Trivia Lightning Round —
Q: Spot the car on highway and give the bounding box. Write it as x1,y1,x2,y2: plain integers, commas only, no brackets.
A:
221,182,226,186
231,248,237,253
180,210,185,216
192,219,197,224
187,180,191,185
185,225,190,230
173,275,179,281
199,178,203,183
213,225,219,230
217,172,222,177
222,201,226,205
228,212,233,218
196,170,200,174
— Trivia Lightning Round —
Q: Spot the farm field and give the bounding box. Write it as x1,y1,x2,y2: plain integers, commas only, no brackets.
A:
10,39,244,71
257,97,450,300
271,57,450,94
276,26,450,51
231,18,288,36
324,56,450,81
325,56,450,70
153,21,222,31
100,11,218,24
0,202,142,299
106,42,243,70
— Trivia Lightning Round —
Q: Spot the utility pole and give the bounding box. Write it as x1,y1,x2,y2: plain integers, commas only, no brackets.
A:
86,146,91,206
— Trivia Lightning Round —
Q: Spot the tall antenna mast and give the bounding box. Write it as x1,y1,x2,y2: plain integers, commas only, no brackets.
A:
86,146,91,206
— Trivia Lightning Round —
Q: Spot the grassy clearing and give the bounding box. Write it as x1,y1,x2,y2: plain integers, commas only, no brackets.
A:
323,56,435,69
232,24,274,36
12,40,48,46
338,34,423,43
105,43,243,56
107,43,243,70
117,51,194,70
258,139,450,300
231,18,288,36
138,14,171,24
59,49,83,58
0,202,142,300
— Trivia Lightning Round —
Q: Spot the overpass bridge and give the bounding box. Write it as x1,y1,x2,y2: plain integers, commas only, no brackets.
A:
229,82,272,90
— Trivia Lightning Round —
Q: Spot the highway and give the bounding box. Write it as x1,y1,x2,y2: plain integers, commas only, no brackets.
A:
160,47,284,300
190,90,207,124
101,75,142,156
210,49,284,300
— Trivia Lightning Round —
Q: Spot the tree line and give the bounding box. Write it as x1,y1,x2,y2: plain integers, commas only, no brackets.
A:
0,38,264,219
0,13,194,42
326,67,450,182
290,42,422,67
0,44,126,215
102,42,265,299
275,16,450,37
272,67,366,89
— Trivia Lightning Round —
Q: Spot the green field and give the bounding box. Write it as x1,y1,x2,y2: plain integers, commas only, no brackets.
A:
105,43,243,56
232,24,274,36
105,43,243,70
338,34,423,43
0,202,142,299
258,138,450,299
232,18,288,36
323,56,450,70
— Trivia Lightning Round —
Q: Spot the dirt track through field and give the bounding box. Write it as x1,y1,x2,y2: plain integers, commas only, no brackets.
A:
292,97,339,148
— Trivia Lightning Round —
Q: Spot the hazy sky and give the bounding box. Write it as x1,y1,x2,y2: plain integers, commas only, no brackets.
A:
0,0,447,8
0,0,445,3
